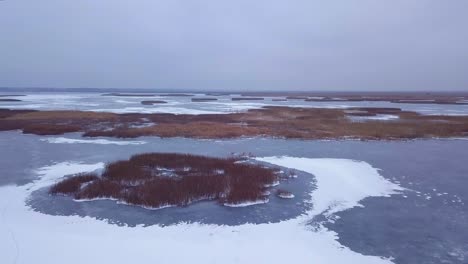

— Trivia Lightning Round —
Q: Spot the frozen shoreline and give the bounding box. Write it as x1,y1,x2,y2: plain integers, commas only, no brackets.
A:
0,157,402,264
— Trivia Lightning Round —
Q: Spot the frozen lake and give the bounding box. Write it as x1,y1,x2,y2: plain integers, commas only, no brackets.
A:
1,130,467,264
2,92,468,115
1,92,468,263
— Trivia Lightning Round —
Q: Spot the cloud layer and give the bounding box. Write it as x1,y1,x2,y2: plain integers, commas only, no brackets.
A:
1,0,467,91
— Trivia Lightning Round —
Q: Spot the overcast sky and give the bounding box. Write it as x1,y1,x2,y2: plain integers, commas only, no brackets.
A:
1,0,467,91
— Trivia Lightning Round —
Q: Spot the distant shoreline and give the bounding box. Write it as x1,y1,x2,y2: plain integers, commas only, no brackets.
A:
1,87,468,96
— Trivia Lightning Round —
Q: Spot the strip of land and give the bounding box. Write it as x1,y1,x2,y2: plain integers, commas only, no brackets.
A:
141,100,168,105
0,99,22,102
1,106,468,139
243,91,468,105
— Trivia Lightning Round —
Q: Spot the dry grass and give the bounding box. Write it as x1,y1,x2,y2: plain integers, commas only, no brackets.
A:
2,106,468,139
22,124,82,135
241,92,468,105
0,109,36,119
50,173,98,195
6,110,117,120
50,153,278,208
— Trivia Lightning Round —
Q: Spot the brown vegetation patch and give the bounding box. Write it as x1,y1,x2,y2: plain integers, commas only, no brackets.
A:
391,99,468,105
240,92,468,105
50,173,99,195
22,123,82,135
159,93,194,97
102,93,156,97
2,106,468,139
5,110,117,120
302,95,468,105
141,100,167,105
50,153,278,208
345,107,402,117
191,98,218,102
0,99,22,102
232,97,264,101
0,109,36,119
205,93,228,96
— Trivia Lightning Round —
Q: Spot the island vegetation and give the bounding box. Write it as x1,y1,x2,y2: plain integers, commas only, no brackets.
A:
141,100,168,105
50,153,278,208
231,97,264,101
0,99,22,102
102,93,156,97
191,98,218,102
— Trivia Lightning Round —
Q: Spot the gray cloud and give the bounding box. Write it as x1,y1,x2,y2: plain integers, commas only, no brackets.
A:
1,0,467,91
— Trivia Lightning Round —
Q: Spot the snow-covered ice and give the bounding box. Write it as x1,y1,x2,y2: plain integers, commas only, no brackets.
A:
92,107,221,115
41,137,147,145
278,193,295,199
0,157,402,264
3,92,468,116
256,157,404,217
32,162,105,191
224,199,270,207
348,114,400,122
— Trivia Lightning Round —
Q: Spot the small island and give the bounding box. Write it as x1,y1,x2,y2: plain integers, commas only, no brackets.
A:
232,97,264,101
191,98,218,102
159,93,194,97
50,153,278,209
276,189,295,199
102,93,156,97
141,100,168,105
0,98,22,102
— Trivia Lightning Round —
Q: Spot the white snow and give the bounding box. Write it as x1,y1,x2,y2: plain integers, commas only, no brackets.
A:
256,157,404,217
223,198,270,207
0,157,400,264
32,162,104,191
41,137,147,145
348,114,399,122
264,180,280,187
278,193,295,199
367,114,400,120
